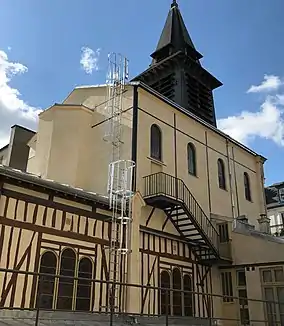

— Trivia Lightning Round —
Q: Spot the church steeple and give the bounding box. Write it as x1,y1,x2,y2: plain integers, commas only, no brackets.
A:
132,1,222,127
151,0,202,65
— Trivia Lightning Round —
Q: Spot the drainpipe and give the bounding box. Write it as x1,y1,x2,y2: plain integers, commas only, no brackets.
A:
226,140,236,219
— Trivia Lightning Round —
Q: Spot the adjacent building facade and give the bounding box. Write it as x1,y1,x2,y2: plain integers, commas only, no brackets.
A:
0,125,35,171
266,182,284,236
1,1,284,325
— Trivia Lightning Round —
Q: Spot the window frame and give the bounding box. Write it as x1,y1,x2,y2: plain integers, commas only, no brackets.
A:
244,172,252,202
36,247,95,312
56,248,76,310
221,271,233,302
37,250,57,309
150,124,162,161
187,143,197,176
160,269,193,317
261,267,284,325
76,257,93,311
217,158,226,190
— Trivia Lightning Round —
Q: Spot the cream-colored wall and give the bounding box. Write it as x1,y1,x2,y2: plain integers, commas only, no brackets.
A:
137,88,266,225
87,88,133,195
30,84,265,223
45,106,92,187
232,231,284,265
30,114,53,178
245,268,266,323
63,86,107,108
29,86,134,195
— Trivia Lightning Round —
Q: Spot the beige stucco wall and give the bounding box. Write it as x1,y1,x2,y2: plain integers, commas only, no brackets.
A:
32,110,54,178
63,85,107,108
136,88,266,226
28,86,134,195
232,231,284,265
27,84,266,224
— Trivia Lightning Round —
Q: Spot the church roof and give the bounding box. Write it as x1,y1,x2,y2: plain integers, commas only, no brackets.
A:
151,0,202,61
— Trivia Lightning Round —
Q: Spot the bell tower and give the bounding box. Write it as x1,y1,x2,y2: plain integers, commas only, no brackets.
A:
133,0,222,126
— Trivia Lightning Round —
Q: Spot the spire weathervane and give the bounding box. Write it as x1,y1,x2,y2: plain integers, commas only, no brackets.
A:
171,0,178,8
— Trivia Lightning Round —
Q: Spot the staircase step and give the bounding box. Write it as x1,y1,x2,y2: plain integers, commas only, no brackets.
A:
144,172,220,262
178,222,194,228
171,212,187,218
176,220,193,226
173,217,190,222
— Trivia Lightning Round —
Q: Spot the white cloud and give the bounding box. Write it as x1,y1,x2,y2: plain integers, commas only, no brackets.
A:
217,74,284,147
80,47,101,74
247,74,283,93
218,97,284,146
0,50,41,148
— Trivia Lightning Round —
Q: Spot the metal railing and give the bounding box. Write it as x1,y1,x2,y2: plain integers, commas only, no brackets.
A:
0,267,283,326
143,172,219,255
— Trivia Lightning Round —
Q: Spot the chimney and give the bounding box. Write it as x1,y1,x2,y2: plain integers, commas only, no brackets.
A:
258,214,270,234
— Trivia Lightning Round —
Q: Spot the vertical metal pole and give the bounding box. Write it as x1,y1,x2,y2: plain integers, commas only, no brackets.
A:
110,283,114,326
165,288,169,326
34,282,40,326
35,306,40,326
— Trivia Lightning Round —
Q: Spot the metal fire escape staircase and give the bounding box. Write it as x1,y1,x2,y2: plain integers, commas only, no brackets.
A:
143,172,221,262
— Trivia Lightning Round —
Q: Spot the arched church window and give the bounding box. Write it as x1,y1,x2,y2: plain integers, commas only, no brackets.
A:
217,159,226,190
160,270,170,315
187,143,197,176
150,124,162,161
244,172,252,201
183,274,193,316
37,251,57,309
56,248,76,310
172,268,182,316
76,258,93,311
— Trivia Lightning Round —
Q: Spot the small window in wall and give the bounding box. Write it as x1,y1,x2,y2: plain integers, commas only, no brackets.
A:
262,268,284,283
160,270,171,315
150,124,162,161
236,269,250,325
160,269,193,317
244,172,252,201
237,270,247,287
76,258,93,311
172,268,182,316
187,143,197,176
183,274,193,316
218,223,229,243
217,159,226,190
221,271,233,302
37,251,57,309
56,248,76,310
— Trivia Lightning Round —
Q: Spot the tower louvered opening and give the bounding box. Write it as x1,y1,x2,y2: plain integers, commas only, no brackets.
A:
150,73,176,101
185,73,214,125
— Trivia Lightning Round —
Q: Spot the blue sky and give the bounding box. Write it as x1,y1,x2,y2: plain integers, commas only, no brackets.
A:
0,0,284,186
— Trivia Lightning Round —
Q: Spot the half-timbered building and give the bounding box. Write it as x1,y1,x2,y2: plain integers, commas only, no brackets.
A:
1,1,284,325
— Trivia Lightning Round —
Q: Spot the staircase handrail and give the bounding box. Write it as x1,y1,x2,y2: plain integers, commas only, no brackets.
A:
143,172,219,252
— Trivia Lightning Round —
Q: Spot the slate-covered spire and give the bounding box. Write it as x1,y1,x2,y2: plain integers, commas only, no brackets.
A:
133,1,222,127
151,0,202,64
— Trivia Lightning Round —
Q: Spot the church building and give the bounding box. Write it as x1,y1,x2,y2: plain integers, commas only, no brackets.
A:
1,1,284,325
